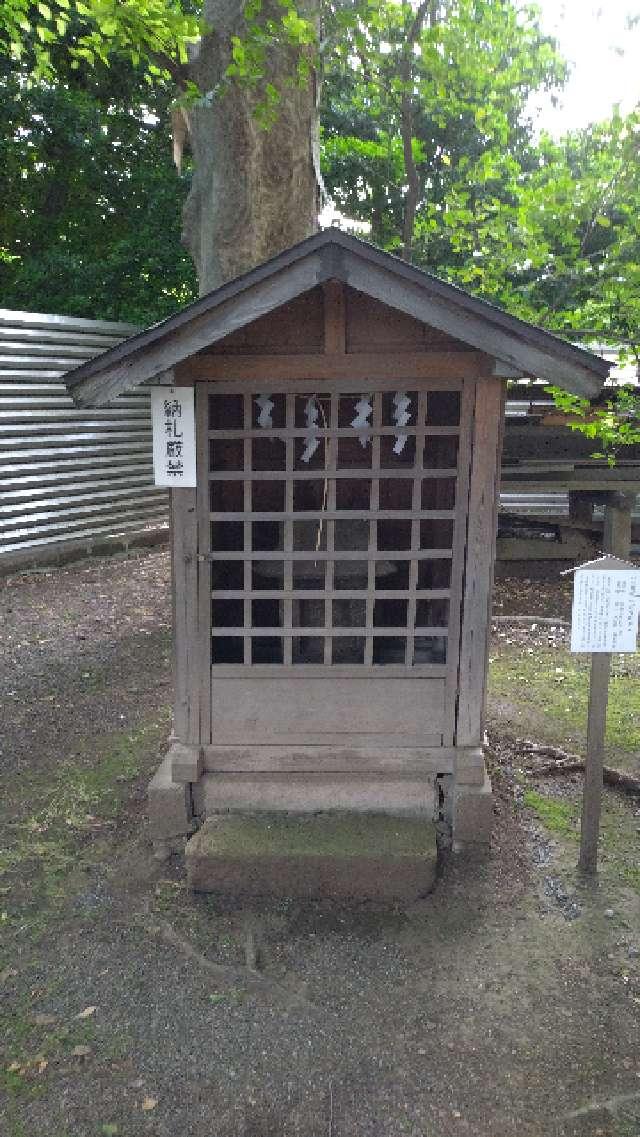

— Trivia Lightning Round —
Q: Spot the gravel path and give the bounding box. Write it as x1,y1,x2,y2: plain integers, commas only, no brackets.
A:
1,549,640,1137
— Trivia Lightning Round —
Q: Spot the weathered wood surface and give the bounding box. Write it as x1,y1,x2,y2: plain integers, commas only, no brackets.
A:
578,650,612,874
195,383,212,746
65,232,609,408
323,280,346,354
171,487,199,745
201,744,481,773
443,377,475,745
207,288,325,355
70,254,326,406
177,351,485,383
455,376,505,747
209,675,446,745
342,254,606,397
345,287,470,354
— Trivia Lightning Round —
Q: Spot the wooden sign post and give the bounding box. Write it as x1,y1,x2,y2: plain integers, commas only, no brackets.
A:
567,532,639,873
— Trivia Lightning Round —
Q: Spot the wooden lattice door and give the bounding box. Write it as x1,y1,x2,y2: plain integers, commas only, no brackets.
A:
197,378,472,754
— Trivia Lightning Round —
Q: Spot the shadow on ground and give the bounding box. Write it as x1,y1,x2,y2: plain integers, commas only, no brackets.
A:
1,552,640,1137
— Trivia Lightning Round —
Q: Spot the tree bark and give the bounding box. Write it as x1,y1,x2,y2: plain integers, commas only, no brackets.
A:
400,0,438,262
183,0,320,295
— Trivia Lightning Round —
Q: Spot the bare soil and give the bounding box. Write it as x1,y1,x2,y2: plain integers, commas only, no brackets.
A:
1,549,640,1137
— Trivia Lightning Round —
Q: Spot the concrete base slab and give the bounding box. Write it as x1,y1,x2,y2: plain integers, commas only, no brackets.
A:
193,772,436,817
186,813,438,901
147,751,194,843
169,741,203,784
452,773,493,851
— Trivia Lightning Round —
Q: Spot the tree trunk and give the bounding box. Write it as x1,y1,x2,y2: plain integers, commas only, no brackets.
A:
400,0,439,262
183,0,320,295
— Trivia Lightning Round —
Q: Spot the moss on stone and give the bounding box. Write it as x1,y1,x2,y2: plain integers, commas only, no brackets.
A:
189,813,437,860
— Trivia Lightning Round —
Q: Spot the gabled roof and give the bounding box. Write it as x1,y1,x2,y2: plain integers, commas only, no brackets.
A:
66,230,611,407
562,554,638,574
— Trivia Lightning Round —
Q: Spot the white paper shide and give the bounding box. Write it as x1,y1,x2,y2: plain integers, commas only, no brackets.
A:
151,385,196,487
570,566,640,653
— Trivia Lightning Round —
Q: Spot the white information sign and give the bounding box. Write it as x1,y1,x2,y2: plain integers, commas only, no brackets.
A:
151,385,196,487
570,567,640,653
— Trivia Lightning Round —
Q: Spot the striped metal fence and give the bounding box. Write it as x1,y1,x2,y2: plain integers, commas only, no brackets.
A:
0,309,168,570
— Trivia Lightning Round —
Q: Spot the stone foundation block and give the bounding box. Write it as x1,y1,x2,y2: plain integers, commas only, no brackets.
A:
186,813,438,902
454,747,487,786
452,773,493,850
193,771,436,817
169,742,203,784
147,752,194,842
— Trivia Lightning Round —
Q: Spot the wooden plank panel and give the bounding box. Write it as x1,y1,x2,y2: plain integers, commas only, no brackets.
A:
455,376,505,746
209,510,456,522
71,255,326,405
212,626,448,636
283,392,294,665
196,384,212,745
203,745,458,773
179,351,484,383
207,425,459,439
172,487,199,745
209,664,447,678
210,675,445,741
323,281,346,354
345,287,470,353
209,468,458,482
207,286,324,354
442,376,475,744
343,255,603,397
324,392,338,664
191,376,464,395
210,589,451,601
243,391,253,666
206,549,453,561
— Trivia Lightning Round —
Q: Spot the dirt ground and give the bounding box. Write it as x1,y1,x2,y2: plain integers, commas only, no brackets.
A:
1,548,640,1137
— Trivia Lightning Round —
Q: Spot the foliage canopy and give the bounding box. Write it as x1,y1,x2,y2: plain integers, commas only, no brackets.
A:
1,0,639,381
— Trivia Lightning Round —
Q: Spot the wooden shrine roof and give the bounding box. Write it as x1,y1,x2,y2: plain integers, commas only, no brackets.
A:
66,230,611,407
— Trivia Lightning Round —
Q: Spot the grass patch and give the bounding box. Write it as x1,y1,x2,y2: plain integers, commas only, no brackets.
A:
523,789,580,839
190,813,437,858
489,646,640,763
524,786,640,896
0,713,169,938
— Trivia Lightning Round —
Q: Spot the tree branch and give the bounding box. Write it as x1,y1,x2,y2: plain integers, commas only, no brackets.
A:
400,0,437,261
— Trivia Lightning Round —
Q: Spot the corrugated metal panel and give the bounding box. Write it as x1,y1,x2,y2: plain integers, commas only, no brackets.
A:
0,310,168,561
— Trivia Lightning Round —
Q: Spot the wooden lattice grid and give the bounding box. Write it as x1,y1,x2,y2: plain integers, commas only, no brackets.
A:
203,379,465,673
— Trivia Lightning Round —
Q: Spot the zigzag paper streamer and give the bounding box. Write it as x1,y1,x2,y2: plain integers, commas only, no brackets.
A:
301,396,320,463
393,391,411,454
351,395,372,448
255,394,274,428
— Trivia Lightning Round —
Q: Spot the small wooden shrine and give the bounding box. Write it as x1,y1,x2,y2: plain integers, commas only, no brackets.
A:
66,231,610,875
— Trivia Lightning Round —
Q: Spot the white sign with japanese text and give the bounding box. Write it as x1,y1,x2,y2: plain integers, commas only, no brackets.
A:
570,568,640,653
151,386,196,487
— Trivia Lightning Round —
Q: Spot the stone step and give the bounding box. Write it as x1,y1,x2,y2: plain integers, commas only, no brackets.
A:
192,771,436,816
185,812,438,901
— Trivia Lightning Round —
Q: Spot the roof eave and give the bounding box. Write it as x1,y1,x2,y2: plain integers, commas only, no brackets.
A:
65,231,611,406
